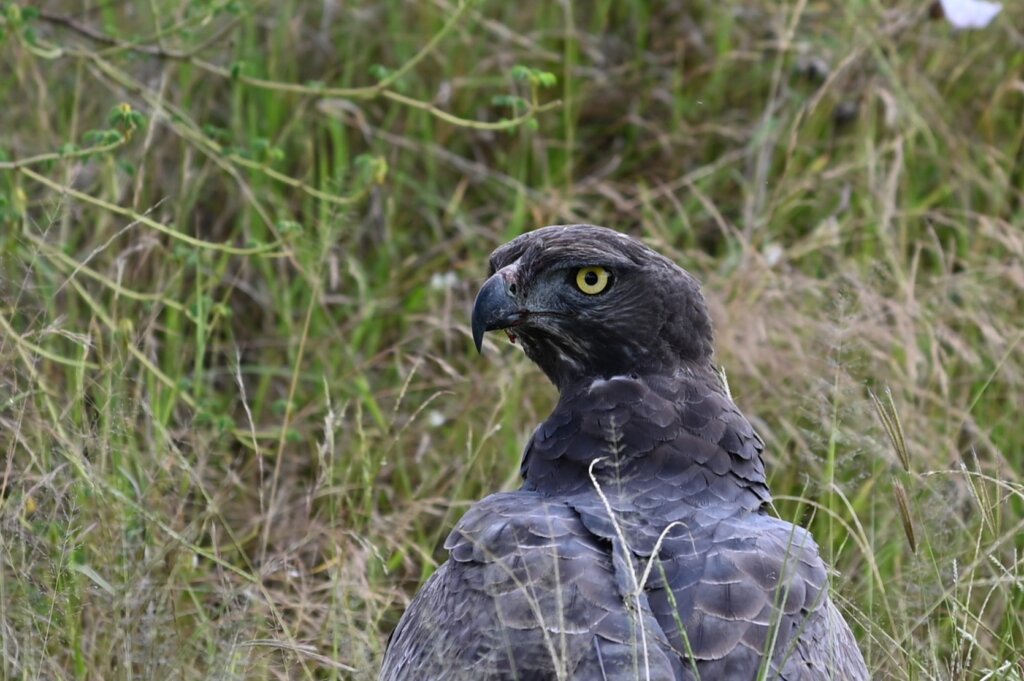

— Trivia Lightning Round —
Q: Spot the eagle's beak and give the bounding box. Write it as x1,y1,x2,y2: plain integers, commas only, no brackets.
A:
471,270,521,353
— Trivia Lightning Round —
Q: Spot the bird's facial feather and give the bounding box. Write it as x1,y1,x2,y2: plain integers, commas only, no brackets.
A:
476,225,715,391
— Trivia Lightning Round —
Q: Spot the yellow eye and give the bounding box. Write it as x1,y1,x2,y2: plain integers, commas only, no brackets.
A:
575,266,611,295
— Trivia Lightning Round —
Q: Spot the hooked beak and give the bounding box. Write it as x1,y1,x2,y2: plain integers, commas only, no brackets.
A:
471,270,522,353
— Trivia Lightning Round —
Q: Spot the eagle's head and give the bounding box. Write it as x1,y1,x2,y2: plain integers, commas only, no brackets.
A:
471,225,715,390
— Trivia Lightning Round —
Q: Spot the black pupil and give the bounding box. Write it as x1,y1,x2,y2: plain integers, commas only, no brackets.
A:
584,271,599,286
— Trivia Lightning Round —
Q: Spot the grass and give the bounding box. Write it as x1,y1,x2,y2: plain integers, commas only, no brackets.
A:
1,0,1023,678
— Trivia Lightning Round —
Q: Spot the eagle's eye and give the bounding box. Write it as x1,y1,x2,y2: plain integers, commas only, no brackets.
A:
574,266,611,295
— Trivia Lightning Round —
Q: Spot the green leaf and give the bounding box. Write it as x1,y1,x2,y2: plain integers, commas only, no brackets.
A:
355,154,388,185
510,65,557,88
202,124,230,142
276,219,304,236
369,64,392,81
83,129,124,146
535,71,557,88
511,65,531,82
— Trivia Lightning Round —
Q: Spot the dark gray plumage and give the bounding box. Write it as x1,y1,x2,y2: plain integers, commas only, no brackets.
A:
380,225,869,680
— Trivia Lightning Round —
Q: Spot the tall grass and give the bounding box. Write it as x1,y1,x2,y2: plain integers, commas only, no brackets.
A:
1,1,1022,678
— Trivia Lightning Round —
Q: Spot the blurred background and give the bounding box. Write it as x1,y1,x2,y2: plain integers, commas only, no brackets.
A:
1,1,1022,678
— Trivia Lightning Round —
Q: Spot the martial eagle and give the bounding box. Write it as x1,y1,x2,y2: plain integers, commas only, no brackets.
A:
380,225,869,680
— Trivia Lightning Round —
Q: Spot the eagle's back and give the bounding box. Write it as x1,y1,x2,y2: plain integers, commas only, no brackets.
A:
381,372,868,680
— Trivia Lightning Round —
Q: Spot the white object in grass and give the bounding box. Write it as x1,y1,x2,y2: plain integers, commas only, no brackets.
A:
939,0,1003,29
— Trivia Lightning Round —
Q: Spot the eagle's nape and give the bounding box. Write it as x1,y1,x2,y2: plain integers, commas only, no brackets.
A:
380,225,869,680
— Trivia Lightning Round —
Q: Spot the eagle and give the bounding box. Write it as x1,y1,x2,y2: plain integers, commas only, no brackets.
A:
380,225,869,680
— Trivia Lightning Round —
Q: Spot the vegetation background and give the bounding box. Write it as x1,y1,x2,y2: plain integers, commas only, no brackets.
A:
1,0,1022,678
